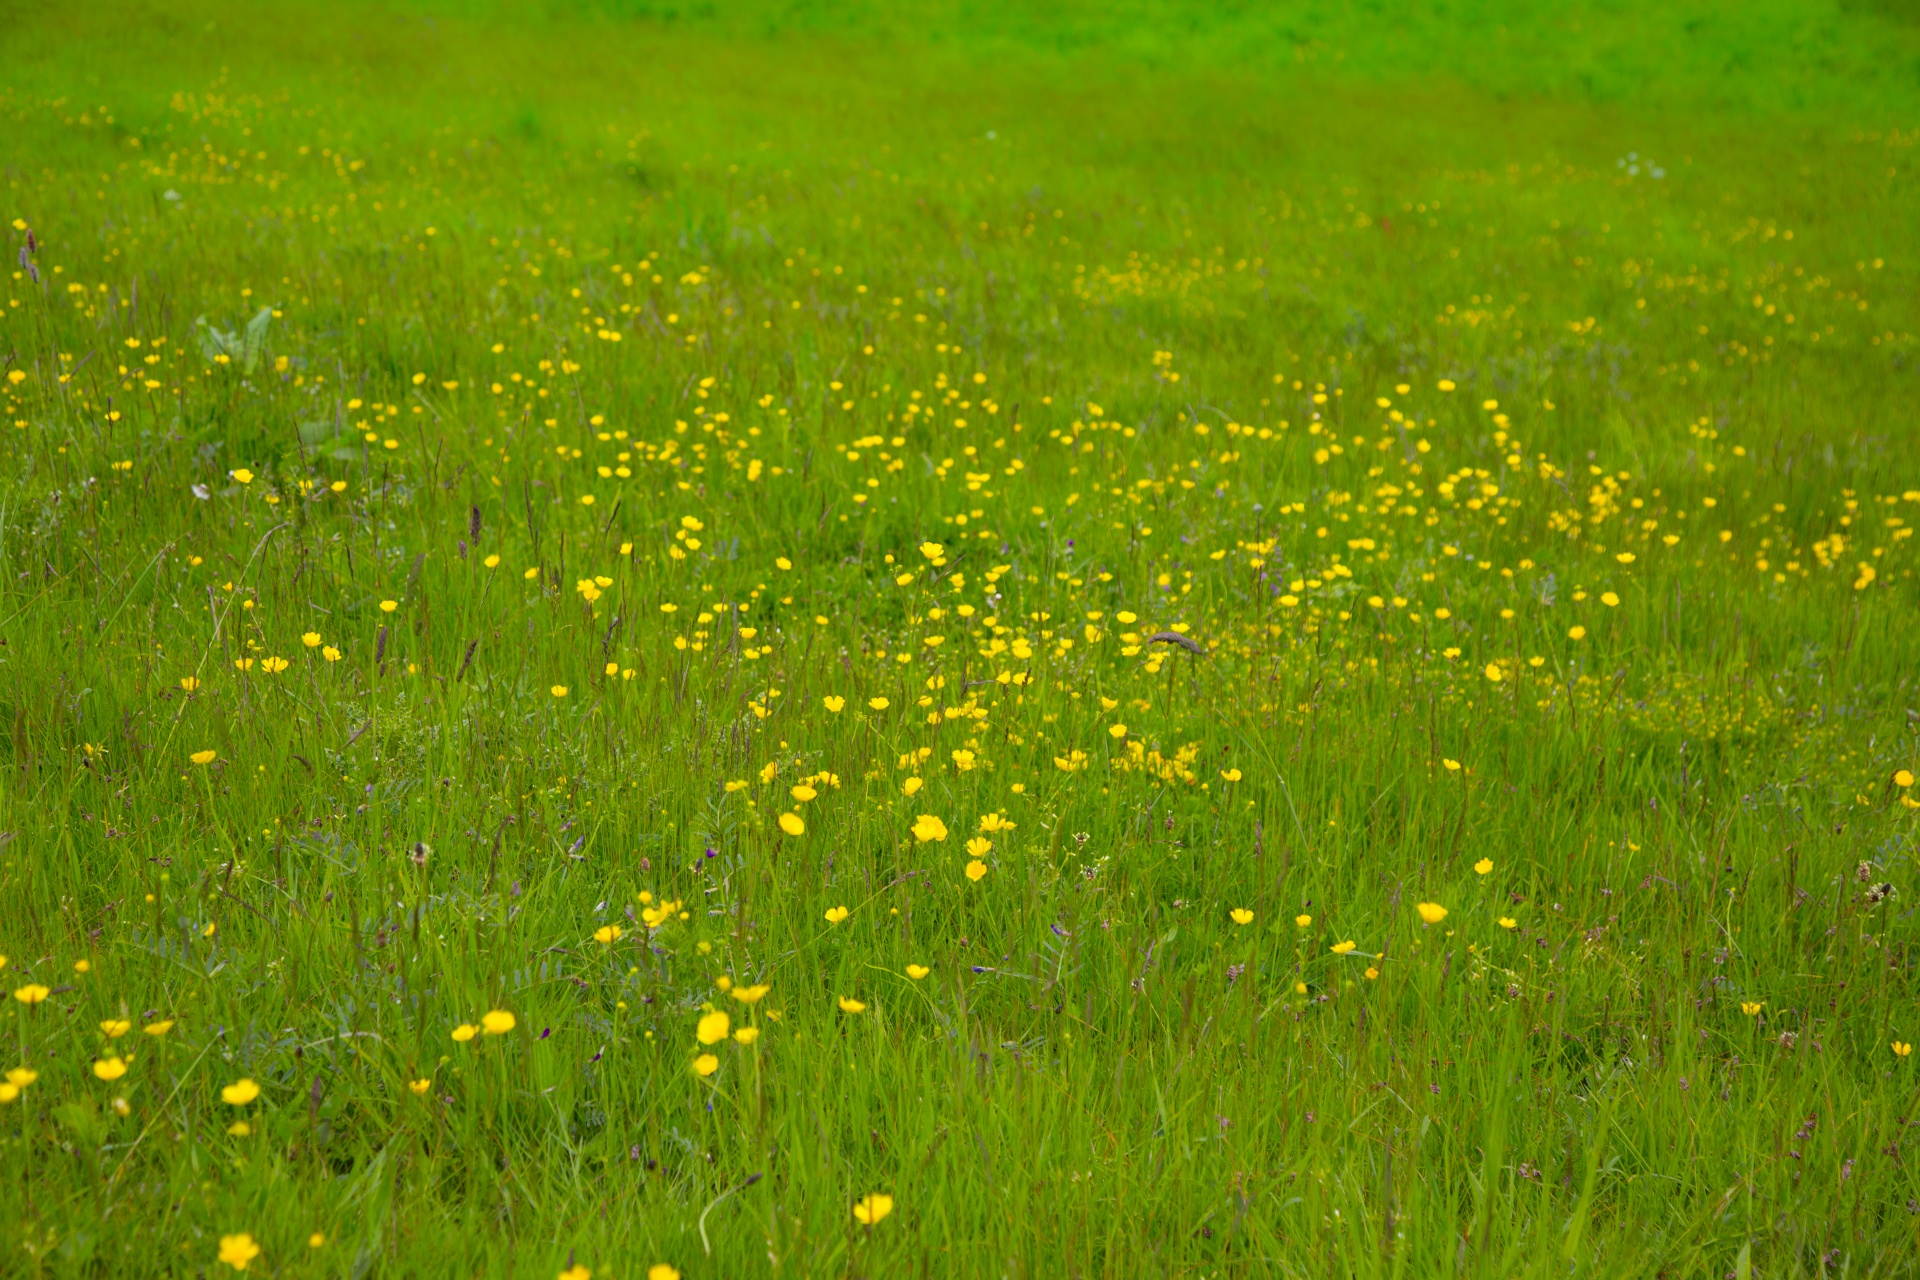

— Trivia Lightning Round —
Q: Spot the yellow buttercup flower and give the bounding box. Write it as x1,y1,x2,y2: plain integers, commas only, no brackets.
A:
1229,908,1254,925
100,1019,131,1039
911,814,948,842
1415,903,1448,924
1220,768,1242,782
824,905,849,925
868,696,890,710
1474,858,1493,875
692,1054,719,1077
1295,914,1312,928
217,1233,261,1272
734,1027,760,1044
93,1057,127,1080
779,812,806,836
853,1193,894,1225
731,984,771,1004
837,996,867,1014
451,1024,478,1042
1330,941,1356,955
13,984,49,1005
409,1078,432,1095
593,924,622,944
1741,1001,1763,1017
481,1009,516,1035
1498,917,1518,930
301,632,322,648
190,750,217,765
965,860,988,882
905,964,930,980
696,1011,730,1045
221,1079,260,1106
649,1265,682,1280
823,695,845,712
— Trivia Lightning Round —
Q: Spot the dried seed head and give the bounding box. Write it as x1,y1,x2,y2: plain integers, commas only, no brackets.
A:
410,842,431,868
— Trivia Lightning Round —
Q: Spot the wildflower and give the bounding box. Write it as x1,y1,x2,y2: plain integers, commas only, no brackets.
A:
1330,941,1357,955
911,814,948,842
100,1019,131,1038
481,1009,516,1035
231,469,254,485
1568,625,1586,640
73,959,91,974
824,905,849,924
978,812,1015,833
1416,903,1448,924
650,1266,682,1280
221,1079,260,1106
408,1078,431,1095
906,964,930,980
322,646,341,662
261,656,289,674
919,541,945,561
1897,770,1915,788
734,1027,760,1045
696,1011,731,1045
593,924,622,944
965,860,989,882
190,750,217,765
1295,914,1312,928
7,1068,39,1089
692,1054,719,1077
868,697,889,710
143,1020,174,1036
1483,664,1502,683
966,836,992,857
551,685,568,698
93,1057,127,1081
853,1193,894,1225
1108,723,1128,740
790,784,817,802
1364,967,1380,980
217,1233,262,1272
13,984,49,1005
1220,768,1242,782
778,812,805,836
1230,908,1254,925
309,1235,325,1249
1498,917,1518,930
181,677,200,691
452,1023,478,1042
1741,1002,1763,1017
731,984,771,1004
1474,858,1493,875
301,632,322,648
823,695,845,712
837,996,867,1014
380,599,398,613
560,1266,590,1280
1895,1042,1912,1058
902,777,923,795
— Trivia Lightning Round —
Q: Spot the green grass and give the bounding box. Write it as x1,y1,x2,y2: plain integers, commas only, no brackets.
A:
2,0,1918,1275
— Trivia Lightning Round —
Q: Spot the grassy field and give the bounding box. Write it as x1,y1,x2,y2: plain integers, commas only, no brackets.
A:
2,0,1919,1275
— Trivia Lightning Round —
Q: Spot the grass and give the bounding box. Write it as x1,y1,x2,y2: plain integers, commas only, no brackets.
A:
1,0,1918,1274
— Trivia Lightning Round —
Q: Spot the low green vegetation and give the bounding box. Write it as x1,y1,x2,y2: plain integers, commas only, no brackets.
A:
1,0,1917,1274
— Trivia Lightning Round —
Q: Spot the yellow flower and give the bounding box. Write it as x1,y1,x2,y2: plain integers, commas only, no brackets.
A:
0,1084,18,1104
301,632,322,648
379,599,398,613
409,1078,431,1095
824,905,849,925
965,860,988,882
322,646,342,662
837,996,867,1014
593,924,622,944
966,836,992,857
696,1011,731,1045
906,964,930,980
1483,664,1502,683
231,469,254,485
1895,1042,1913,1058
918,541,945,561
143,1019,174,1036
1498,917,1517,930
217,1233,261,1272
261,656,289,674
774,810,806,837
649,1265,682,1280
1897,770,1915,788
1568,625,1586,640
100,1019,131,1039
734,1027,760,1044
731,984,771,1004
559,1266,591,1280
1741,1001,1763,1017
483,554,501,569
868,697,890,710
901,777,923,795
1415,902,1448,924
1443,759,1461,772
93,1057,127,1080
692,1053,719,1077
1229,908,1254,926
13,984,49,1005
1220,768,1242,782
1295,914,1312,928
823,695,846,712
7,1068,39,1088
1364,967,1380,980
1330,941,1356,955
911,814,948,842
481,1009,516,1035
853,1192,894,1225
451,1024,478,1042
221,1079,260,1106
1474,858,1493,875
309,1234,326,1249
551,685,569,698
227,1119,251,1136
181,676,200,691
1108,723,1127,739
190,750,217,765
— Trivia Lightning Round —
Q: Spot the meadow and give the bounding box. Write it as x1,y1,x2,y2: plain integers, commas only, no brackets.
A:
2,0,1919,1274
